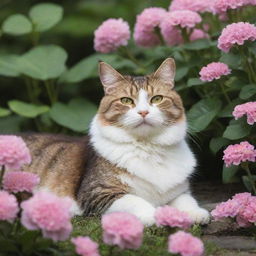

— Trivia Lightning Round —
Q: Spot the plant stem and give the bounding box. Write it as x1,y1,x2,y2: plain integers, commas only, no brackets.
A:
181,28,190,43
44,80,56,105
0,166,5,188
154,27,165,46
242,162,256,195
219,82,231,104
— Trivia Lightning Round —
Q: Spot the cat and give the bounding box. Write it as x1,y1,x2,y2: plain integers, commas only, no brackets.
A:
21,58,210,225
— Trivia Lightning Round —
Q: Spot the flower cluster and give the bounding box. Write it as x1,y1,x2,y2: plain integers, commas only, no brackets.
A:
168,231,204,256
102,212,144,249
233,102,256,125
134,7,167,47
213,0,250,14
21,191,73,241
211,192,256,227
155,206,192,229
72,236,100,256
199,62,231,82
169,0,213,13
218,22,256,52
3,171,40,193
223,141,256,167
0,190,19,222
0,135,31,170
94,18,130,53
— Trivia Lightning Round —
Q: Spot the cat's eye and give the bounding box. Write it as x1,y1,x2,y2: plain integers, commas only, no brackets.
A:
121,97,134,105
151,95,163,104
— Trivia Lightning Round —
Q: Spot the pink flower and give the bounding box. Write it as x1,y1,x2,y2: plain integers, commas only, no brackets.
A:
190,29,209,41
155,206,192,229
72,236,100,256
21,191,73,241
0,135,31,170
160,13,183,46
238,196,256,224
211,199,240,220
164,10,202,29
101,212,144,249
0,190,19,222
213,0,250,14
3,171,40,193
168,231,204,256
169,0,214,13
232,192,252,203
94,18,130,53
223,141,256,167
134,7,167,47
218,22,256,52
233,102,256,125
199,62,231,82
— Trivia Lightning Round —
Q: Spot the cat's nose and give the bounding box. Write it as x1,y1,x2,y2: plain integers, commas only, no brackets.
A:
138,110,149,118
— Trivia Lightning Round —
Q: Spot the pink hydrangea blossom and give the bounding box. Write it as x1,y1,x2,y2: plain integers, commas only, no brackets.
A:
134,7,167,47
21,191,73,241
190,29,209,41
3,171,40,193
155,206,192,229
72,236,100,256
0,190,19,222
233,102,256,125
160,16,183,46
218,22,256,52
164,10,202,29
101,212,144,249
211,193,256,227
168,231,204,256
211,199,240,220
199,62,231,82
94,18,130,53
213,0,250,14
169,0,214,13
0,135,31,170
223,141,256,167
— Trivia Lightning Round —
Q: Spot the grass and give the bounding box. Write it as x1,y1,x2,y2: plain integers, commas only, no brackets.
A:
57,216,232,256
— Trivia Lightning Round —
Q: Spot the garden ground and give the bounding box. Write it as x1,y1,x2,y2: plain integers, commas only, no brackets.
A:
59,181,256,256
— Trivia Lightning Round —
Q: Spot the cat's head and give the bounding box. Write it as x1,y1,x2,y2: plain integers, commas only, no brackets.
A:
97,58,185,138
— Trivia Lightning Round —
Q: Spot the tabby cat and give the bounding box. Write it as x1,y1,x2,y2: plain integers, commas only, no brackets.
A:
21,58,210,225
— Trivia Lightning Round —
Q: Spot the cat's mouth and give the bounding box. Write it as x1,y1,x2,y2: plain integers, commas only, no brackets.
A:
134,119,153,128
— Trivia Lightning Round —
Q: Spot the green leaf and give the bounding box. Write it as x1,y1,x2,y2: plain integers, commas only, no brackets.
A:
2,14,32,35
0,107,11,117
0,238,18,252
239,84,256,100
183,39,211,50
242,175,256,192
175,67,189,81
49,98,97,132
8,100,49,118
0,55,20,77
187,98,222,132
29,3,63,32
187,78,205,87
0,116,24,133
210,137,230,154
223,119,251,140
218,98,242,118
219,53,241,69
60,53,135,84
222,165,239,184
18,45,67,80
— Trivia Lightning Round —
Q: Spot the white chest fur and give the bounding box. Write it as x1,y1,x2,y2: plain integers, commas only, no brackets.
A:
90,116,196,200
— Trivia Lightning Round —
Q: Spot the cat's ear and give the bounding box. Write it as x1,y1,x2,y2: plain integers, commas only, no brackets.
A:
98,61,126,94
153,58,176,88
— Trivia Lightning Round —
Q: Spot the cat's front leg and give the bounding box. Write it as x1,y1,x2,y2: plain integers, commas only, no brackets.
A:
170,193,210,224
105,194,156,226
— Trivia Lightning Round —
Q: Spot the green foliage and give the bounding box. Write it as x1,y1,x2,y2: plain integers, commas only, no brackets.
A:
223,119,251,140
50,98,97,132
222,165,239,184
29,3,63,32
0,55,20,77
2,14,32,35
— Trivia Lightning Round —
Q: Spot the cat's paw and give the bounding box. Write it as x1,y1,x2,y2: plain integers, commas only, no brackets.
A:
187,208,210,225
137,211,155,226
